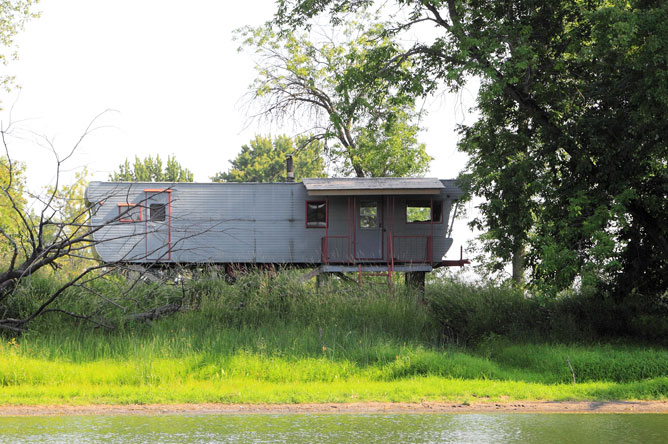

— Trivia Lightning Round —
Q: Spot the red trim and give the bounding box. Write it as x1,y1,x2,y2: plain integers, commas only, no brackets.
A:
438,259,471,267
305,200,328,228
168,191,172,260
436,246,471,267
322,237,327,263
405,199,444,224
388,232,394,283
428,235,433,263
346,196,355,261
430,198,434,262
353,197,356,259
386,196,396,283
118,203,142,222
381,198,385,260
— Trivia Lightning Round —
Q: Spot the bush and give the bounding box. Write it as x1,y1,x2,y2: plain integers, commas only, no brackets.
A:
427,279,668,345
426,281,538,344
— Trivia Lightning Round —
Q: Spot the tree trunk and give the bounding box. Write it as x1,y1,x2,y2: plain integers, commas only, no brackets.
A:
511,244,525,284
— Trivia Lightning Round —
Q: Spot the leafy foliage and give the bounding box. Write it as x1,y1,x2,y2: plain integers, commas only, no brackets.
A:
274,0,668,299
239,18,431,177
109,155,194,182
212,135,327,182
457,1,668,296
0,156,26,257
0,0,39,105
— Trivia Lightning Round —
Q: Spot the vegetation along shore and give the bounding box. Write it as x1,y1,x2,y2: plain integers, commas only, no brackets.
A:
1,271,667,407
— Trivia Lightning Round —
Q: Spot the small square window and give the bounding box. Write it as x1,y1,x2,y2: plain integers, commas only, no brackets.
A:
150,204,166,222
306,201,327,228
360,201,378,228
406,200,442,223
118,204,142,222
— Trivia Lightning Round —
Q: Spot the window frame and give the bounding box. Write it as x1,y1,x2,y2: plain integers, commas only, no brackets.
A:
117,203,143,222
305,200,328,229
405,199,444,224
359,199,380,229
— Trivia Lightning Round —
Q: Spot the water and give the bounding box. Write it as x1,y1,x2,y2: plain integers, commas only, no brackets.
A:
0,414,666,444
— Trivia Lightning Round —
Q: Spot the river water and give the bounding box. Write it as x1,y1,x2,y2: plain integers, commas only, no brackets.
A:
0,413,666,443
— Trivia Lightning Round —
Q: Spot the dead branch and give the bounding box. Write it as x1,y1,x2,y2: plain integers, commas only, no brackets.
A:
0,113,199,332
124,303,182,323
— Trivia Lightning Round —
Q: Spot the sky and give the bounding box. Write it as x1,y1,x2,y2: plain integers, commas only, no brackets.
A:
2,0,481,263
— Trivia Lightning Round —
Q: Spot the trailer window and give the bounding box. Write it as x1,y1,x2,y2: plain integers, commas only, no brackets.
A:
150,204,166,222
306,201,327,228
406,200,442,223
118,204,142,222
359,201,378,228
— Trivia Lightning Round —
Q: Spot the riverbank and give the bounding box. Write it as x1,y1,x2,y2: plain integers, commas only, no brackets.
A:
2,401,668,416
3,273,667,407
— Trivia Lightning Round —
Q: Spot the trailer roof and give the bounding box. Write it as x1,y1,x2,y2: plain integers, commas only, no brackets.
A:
302,177,444,196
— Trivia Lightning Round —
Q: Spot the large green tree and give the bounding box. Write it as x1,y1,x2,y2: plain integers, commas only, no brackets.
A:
238,18,431,177
274,0,668,298
110,155,194,182
457,2,668,295
212,135,326,183
458,98,539,284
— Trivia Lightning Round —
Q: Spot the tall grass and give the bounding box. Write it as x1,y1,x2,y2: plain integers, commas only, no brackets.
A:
427,279,668,344
0,270,666,404
13,270,438,366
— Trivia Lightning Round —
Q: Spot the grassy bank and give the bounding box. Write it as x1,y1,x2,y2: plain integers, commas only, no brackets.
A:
1,272,667,405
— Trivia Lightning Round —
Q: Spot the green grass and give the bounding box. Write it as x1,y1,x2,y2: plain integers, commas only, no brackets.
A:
1,271,667,405
2,338,668,405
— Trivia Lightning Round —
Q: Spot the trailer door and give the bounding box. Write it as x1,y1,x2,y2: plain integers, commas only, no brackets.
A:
145,190,171,261
356,198,383,260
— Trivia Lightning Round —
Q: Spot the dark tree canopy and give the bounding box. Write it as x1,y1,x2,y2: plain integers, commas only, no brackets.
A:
110,155,194,182
274,0,668,297
212,135,326,183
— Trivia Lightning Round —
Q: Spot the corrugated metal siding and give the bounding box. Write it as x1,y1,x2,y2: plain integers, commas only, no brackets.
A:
86,181,461,264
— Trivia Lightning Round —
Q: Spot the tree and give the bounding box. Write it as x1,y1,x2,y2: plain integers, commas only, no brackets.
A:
109,155,194,182
0,156,26,258
0,116,188,332
458,96,540,284
212,134,326,183
0,0,39,106
238,18,431,177
455,2,668,295
274,1,668,298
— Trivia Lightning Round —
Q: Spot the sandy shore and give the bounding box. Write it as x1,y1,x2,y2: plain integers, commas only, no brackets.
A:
1,401,667,416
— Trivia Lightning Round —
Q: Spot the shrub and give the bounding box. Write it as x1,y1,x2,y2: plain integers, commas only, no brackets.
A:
426,280,537,344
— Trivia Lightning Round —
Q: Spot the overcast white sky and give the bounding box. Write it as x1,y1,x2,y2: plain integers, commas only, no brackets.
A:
2,0,481,262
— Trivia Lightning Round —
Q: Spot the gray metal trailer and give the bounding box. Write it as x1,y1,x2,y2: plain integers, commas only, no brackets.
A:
86,177,465,282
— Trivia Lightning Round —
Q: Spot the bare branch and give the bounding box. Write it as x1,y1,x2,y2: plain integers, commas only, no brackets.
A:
38,308,115,330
